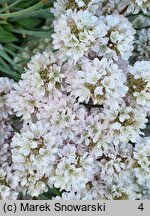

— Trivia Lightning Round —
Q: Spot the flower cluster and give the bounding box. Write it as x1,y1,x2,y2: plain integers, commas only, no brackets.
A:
117,0,150,14
51,0,101,17
0,163,18,200
8,51,64,122
52,10,135,62
133,137,150,198
0,77,14,166
98,14,135,60
0,78,18,200
0,0,150,200
52,9,106,62
11,122,59,197
69,57,128,105
52,0,150,15
127,61,150,109
0,78,14,120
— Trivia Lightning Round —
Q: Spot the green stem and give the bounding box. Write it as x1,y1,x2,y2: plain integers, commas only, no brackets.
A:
12,28,52,38
4,47,29,61
126,13,140,17
135,25,150,30
0,0,22,13
0,50,20,71
0,0,48,18
0,0,12,5
0,65,20,81
141,14,150,18
8,43,31,53
0,57,10,70
38,194,49,200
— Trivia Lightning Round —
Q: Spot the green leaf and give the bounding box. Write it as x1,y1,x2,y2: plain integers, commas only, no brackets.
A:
15,18,41,29
13,28,52,38
0,65,20,81
0,49,20,71
38,187,62,200
0,27,18,43
0,57,10,70
0,1,48,18
14,0,39,10
0,0,22,13
2,23,14,32
10,9,54,20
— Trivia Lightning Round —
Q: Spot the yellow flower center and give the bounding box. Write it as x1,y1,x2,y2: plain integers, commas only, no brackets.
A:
106,29,121,55
114,112,136,127
84,79,106,103
39,69,60,89
39,69,49,86
66,0,90,11
127,73,147,94
114,193,128,200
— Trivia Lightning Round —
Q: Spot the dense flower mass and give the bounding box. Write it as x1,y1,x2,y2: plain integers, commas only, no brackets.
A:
0,0,150,200
69,57,128,104
11,122,59,197
52,11,135,62
127,61,150,109
51,0,126,17
98,14,135,60
8,51,65,121
0,163,18,200
132,137,150,197
52,9,108,62
0,77,14,120
117,0,150,14
104,103,148,144
51,0,101,17
0,77,18,200
51,0,150,16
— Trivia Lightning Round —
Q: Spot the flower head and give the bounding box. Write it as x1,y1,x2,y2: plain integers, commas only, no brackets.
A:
127,61,150,109
52,9,107,62
70,57,128,105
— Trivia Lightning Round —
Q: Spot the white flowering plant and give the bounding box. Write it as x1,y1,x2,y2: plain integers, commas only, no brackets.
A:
0,0,150,200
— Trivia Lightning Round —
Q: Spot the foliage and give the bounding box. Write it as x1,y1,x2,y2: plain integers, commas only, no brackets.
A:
0,0,54,81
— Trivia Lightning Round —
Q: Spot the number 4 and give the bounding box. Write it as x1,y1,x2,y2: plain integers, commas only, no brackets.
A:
138,203,144,211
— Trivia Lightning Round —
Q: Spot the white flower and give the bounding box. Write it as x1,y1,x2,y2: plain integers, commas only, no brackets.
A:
52,9,107,62
97,14,136,60
51,0,101,17
119,0,150,14
79,153,93,171
26,51,64,91
104,102,148,143
8,51,64,122
49,157,85,192
49,144,97,192
0,164,18,200
96,0,121,16
11,121,58,197
1,0,150,200
0,120,13,147
0,77,14,120
133,137,150,175
127,61,150,109
118,105,132,123
70,57,128,105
